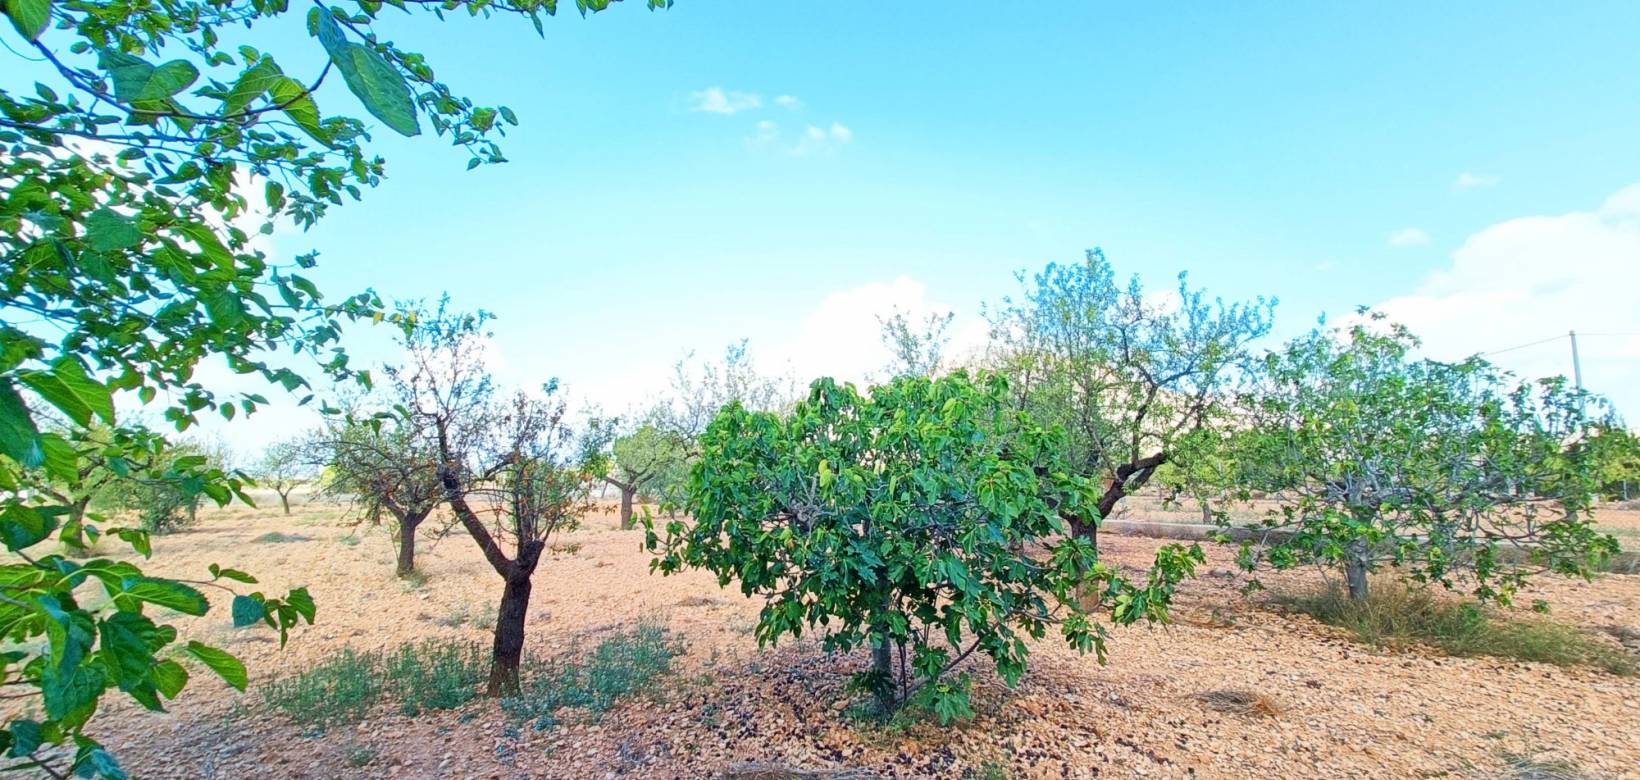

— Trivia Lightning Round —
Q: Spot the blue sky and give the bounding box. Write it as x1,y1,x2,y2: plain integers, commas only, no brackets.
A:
44,1,1640,452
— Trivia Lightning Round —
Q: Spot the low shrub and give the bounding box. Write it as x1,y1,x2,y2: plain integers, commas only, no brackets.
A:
1277,582,1637,676
260,639,487,729
502,620,683,730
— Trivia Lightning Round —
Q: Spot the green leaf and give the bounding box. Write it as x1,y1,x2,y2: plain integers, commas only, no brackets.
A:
268,76,329,145
332,43,419,137
284,586,316,623
0,505,58,551
97,613,159,698
4,0,50,41
0,378,44,468
222,57,283,116
7,720,42,758
119,577,208,616
184,641,246,691
230,594,264,627
85,208,142,251
97,50,199,102
112,528,151,558
18,357,114,428
151,659,188,699
208,564,257,584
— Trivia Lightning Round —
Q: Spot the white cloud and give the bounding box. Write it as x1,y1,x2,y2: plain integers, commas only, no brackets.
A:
791,122,854,156
770,276,981,385
774,95,803,109
689,87,761,115
1388,227,1431,247
1377,184,1640,419
1454,172,1502,191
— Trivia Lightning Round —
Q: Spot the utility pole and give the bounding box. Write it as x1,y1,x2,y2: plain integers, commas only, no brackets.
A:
1569,330,1584,393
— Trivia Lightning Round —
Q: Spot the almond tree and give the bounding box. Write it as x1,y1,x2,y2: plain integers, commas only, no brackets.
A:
254,439,313,515
601,417,687,530
1230,315,1619,603
389,304,600,694
986,249,1274,546
313,417,444,576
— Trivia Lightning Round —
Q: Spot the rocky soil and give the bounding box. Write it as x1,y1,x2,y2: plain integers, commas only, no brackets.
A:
72,499,1640,779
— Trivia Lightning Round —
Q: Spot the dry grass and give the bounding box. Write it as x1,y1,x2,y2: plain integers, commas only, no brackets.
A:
1190,689,1283,718
1275,581,1639,676
1466,750,1600,780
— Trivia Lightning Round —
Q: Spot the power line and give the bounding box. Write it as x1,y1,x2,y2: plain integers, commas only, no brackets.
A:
1481,334,1566,357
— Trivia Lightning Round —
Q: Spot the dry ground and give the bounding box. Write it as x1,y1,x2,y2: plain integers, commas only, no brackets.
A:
53,495,1640,779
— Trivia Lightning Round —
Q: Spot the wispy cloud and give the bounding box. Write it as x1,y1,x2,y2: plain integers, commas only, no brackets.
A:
791,122,853,155
1388,227,1431,247
1377,183,1640,415
690,86,762,115
1453,172,1501,191
774,95,803,110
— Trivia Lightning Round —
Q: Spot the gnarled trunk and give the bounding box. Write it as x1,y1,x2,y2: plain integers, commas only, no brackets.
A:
1345,537,1370,602
619,486,636,530
393,510,427,578
487,571,533,696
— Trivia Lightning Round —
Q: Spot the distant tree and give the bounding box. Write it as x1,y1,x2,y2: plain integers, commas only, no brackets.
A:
391,304,601,694
1583,424,1640,501
648,372,1203,720
877,307,955,379
254,439,312,515
23,423,165,536
1230,315,1619,604
659,340,793,451
986,249,1275,546
601,418,688,529
312,417,443,576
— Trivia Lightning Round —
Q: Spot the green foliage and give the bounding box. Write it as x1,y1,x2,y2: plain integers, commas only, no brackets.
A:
1277,582,1636,675
3,0,674,769
986,249,1275,533
259,639,486,729
500,621,682,730
877,307,954,379
1581,424,1640,501
648,371,1203,719
1230,314,1620,604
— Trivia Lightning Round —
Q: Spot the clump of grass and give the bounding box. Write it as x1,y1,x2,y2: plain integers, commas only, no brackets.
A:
345,744,378,768
1468,750,1597,780
260,647,380,729
1191,689,1282,717
337,534,361,547
501,620,683,730
1277,582,1637,676
384,640,488,715
252,531,308,543
260,638,486,730
970,761,1011,780
399,569,429,589
547,541,582,556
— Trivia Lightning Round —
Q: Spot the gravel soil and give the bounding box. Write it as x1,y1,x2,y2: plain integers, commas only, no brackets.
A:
74,499,1640,780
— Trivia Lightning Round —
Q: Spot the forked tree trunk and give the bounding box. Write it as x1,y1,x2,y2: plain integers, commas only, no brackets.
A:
619,486,636,530
488,570,533,696
277,489,292,515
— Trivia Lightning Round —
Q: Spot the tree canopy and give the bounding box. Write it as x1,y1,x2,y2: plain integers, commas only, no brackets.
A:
648,372,1204,721
986,249,1275,543
1227,315,1619,603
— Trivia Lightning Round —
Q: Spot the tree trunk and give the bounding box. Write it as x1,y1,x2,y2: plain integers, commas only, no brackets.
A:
395,512,425,578
487,571,533,696
278,490,292,515
871,638,894,710
1069,516,1098,549
619,486,636,530
1344,537,1370,602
